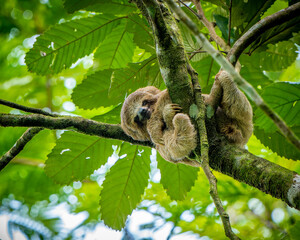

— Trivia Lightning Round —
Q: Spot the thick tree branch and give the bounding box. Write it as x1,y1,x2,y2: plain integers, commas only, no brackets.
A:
165,0,300,151
0,127,43,171
0,112,299,209
132,0,194,113
0,113,154,148
227,2,300,66
207,131,300,211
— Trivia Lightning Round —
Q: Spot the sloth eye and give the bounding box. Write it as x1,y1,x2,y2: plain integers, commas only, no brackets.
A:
142,100,149,106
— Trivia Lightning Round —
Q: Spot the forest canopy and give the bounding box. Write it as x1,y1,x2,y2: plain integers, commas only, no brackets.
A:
0,0,299,239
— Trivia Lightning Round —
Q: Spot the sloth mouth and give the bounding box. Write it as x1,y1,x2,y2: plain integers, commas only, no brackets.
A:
134,107,152,126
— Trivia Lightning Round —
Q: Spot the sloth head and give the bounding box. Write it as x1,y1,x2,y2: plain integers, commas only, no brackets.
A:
121,86,160,141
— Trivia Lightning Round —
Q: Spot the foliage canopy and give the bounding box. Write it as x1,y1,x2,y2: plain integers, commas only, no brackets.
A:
0,0,299,239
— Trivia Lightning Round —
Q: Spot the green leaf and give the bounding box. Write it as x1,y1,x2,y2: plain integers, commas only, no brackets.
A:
71,69,113,109
249,17,300,53
231,0,276,36
214,14,235,44
100,144,151,230
109,57,158,98
45,131,116,184
255,41,297,71
64,0,136,15
26,15,123,75
92,104,122,124
255,82,300,132
128,15,154,54
157,154,199,201
94,20,135,70
179,22,201,52
289,221,300,240
0,165,59,205
254,127,300,160
0,127,26,156
72,57,158,109
240,54,273,89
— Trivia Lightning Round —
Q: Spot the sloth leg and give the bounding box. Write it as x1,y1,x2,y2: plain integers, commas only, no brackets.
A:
163,113,197,160
216,71,253,145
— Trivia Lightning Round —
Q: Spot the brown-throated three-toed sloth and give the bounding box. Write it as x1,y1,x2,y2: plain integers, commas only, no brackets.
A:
121,71,253,163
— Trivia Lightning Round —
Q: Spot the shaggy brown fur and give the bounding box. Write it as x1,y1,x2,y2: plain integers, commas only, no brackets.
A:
120,70,253,163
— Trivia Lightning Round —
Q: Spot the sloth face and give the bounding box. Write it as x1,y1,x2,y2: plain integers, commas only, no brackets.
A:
134,99,156,127
121,87,160,141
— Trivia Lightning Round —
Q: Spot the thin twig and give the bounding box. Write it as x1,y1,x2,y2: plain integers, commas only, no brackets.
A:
165,0,300,151
191,0,230,51
0,99,58,117
0,127,43,171
227,2,300,66
188,65,240,240
228,0,232,46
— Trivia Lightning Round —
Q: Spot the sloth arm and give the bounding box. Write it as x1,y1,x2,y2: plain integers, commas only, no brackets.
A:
147,90,171,145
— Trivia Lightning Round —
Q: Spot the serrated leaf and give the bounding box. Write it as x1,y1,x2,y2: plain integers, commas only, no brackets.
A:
128,15,154,53
254,127,300,160
100,144,151,230
157,154,199,201
26,15,123,75
64,0,136,15
71,69,113,109
179,22,201,52
255,82,300,132
94,20,135,70
45,131,116,184
109,57,158,98
72,57,158,109
231,0,276,36
240,54,273,89
254,41,297,71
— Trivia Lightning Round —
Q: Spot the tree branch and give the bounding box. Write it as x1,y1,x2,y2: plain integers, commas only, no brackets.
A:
0,99,58,117
165,0,300,151
192,0,230,51
0,127,43,171
188,65,240,240
132,0,194,113
0,113,154,148
0,112,299,209
227,2,300,66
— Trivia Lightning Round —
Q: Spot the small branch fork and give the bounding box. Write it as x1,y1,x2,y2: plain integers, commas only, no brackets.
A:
0,127,43,171
188,65,240,240
191,0,230,51
227,2,300,66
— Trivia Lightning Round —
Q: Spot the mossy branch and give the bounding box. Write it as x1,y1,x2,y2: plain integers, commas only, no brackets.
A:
132,0,194,113
188,65,240,240
0,111,299,209
0,113,154,148
165,0,300,151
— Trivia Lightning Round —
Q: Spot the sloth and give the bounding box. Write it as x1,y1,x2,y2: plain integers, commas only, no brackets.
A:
120,70,253,163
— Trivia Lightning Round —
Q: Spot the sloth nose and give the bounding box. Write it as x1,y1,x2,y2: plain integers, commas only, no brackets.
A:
138,108,148,117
